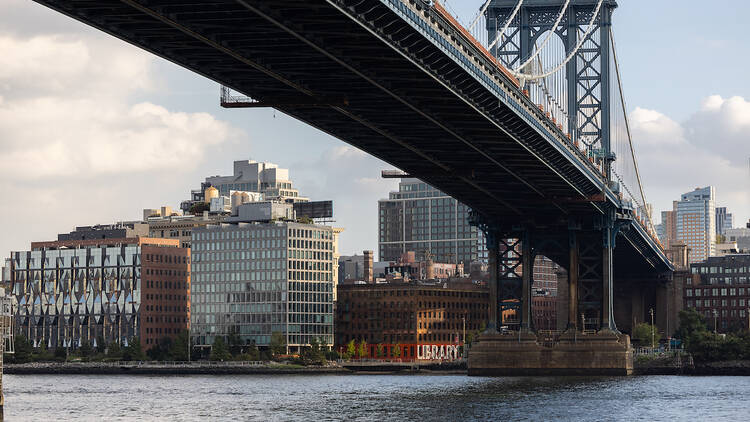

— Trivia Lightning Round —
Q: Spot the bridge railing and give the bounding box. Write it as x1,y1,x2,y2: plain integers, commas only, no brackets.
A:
423,0,665,255
399,0,610,187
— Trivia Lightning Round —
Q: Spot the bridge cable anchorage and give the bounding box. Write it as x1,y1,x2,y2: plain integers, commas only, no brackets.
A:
507,0,605,82
511,0,570,81
487,0,525,51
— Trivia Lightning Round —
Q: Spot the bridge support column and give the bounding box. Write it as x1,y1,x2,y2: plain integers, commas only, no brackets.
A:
602,226,617,332
567,230,579,331
521,230,534,333
485,230,499,333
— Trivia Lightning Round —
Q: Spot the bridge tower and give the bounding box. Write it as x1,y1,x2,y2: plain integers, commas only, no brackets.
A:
469,0,633,375
486,0,618,179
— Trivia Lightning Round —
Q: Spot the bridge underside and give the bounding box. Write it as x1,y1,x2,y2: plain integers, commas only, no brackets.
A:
33,0,672,375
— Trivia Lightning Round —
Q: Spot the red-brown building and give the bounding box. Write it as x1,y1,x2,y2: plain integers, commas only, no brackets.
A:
141,244,191,348
335,279,488,360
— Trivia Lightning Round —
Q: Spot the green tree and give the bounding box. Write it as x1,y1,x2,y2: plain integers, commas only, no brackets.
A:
169,330,191,361
54,346,67,361
96,335,106,354
633,323,662,347
107,341,122,359
79,339,93,358
245,341,260,361
344,340,356,360
675,309,708,341
122,337,146,361
11,335,33,364
210,337,231,361
392,343,402,359
376,343,384,359
189,202,210,215
270,331,286,358
227,327,244,357
302,337,325,365
358,340,368,359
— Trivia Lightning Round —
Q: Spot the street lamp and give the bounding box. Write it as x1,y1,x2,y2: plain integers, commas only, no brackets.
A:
713,309,718,333
649,308,655,349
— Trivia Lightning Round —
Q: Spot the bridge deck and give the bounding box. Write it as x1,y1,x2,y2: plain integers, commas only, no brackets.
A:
33,0,671,274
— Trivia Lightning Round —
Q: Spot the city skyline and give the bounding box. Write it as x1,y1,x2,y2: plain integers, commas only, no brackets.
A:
1,0,748,262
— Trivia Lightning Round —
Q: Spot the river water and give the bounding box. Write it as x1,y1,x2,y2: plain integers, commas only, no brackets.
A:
4,374,750,421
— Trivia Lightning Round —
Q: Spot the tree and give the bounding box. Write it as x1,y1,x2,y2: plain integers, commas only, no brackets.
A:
392,343,402,359
210,337,231,361
376,343,384,359
79,339,93,358
302,337,325,365
245,341,260,361
358,339,368,359
270,331,286,358
123,337,146,361
169,330,191,361
96,335,106,354
189,202,210,215
675,309,708,341
344,340,356,360
633,323,662,347
227,327,244,357
147,337,173,361
54,346,68,361
107,341,122,359
11,335,33,364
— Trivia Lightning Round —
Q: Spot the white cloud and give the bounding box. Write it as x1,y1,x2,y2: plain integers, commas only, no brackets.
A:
632,97,750,226
0,31,240,257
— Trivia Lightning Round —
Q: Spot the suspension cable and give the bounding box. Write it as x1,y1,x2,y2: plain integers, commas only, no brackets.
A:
510,0,604,81
511,0,570,75
487,0,524,51
611,27,650,226
468,0,492,33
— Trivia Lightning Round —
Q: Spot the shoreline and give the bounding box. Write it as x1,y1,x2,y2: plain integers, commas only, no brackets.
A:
6,359,750,376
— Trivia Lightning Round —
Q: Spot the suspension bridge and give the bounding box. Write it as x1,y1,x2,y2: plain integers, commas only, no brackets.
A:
31,0,675,374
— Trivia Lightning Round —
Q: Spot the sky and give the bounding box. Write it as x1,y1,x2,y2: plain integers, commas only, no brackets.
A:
0,0,749,261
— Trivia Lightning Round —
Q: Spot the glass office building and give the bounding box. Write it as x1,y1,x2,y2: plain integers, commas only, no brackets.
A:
676,186,716,263
379,178,484,269
190,222,336,352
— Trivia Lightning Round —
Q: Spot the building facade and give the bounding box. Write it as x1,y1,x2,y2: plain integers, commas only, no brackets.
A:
676,187,716,263
684,254,750,333
726,227,750,253
146,213,226,249
532,256,560,331
335,280,488,360
715,207,733,237
7,237,189,350
657,203,678,248
378,178,483,270
190,222,340,352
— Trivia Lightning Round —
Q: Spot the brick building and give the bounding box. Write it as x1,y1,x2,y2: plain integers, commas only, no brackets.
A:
8,236,190,351
532,256,559,331
684,254,750,332
335,279,488,360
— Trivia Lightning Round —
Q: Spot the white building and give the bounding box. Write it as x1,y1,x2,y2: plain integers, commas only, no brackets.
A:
206,160,309,204
676,186,715,263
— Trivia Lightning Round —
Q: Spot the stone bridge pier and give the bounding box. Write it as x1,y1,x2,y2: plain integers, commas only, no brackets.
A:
468,218,651,376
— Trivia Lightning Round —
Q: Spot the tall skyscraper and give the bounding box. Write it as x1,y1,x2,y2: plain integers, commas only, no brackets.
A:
715,207,733,237
676,186,716,263
657,202,678,248
378,178,483,269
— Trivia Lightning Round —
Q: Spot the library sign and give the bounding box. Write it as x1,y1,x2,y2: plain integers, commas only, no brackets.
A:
416,344,461,361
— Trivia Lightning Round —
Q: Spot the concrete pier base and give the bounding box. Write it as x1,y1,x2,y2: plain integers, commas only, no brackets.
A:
468,330,633,376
